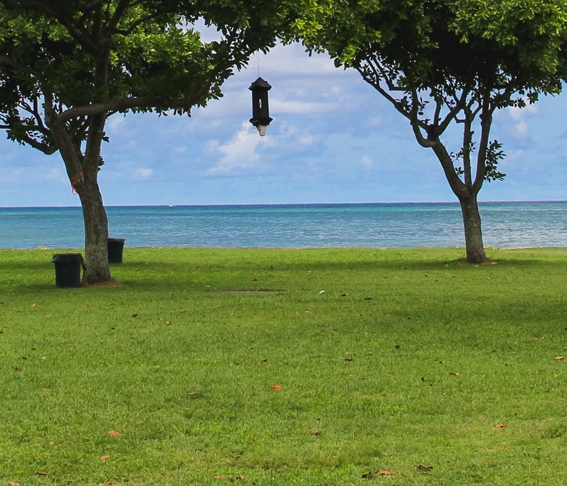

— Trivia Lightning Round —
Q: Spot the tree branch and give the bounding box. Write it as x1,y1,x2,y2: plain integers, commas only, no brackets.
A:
19,133,57,154
24,0,100,55
19,96,50,135
84,113,106,177
79,0,105,10
436,87,471,134
432,95,442,128
472,92,494,193
44,91,85,178
462,107,473,188
107,0,132,34
431,140,467,197
114,13,160,36
373,60,406,92
53,88,210,125
411,119,435,148
356,65,415,124
0,55,36,76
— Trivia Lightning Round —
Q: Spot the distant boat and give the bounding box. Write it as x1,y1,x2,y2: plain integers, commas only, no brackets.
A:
168,204,175,208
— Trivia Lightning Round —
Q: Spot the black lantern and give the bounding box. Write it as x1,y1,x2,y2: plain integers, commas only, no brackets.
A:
249,77,273,136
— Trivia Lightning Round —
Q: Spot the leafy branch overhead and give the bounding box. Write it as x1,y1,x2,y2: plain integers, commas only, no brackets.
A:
294,0,567,263
0,0,293,155
452,139,505,183
296,0,565,194
0,0,294,284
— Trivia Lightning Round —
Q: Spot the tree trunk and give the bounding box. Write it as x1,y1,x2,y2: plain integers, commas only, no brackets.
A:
77,176,111,284
458,193,486,263
430,139,487,264
47,131,112,284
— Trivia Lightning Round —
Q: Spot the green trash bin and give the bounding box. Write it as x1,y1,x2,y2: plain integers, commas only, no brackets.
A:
107,238,125,264
52,253,83,288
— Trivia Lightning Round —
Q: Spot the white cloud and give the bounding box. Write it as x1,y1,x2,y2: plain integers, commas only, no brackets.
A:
139,38,347,127
508,104,538,121
44,168,64,181
368,116,383,128
1,166,66,184
107,115,127,131
3,37,567,207
497,103,539,141
298,134,316,147
132,168,154,180
512,119,529,138
500,149,524,168
206,122,269,175
251,43,340,79
271,99,339,115
269,122,318,154
193,18,223,43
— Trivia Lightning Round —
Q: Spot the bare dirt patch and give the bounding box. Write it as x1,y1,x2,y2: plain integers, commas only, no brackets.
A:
82,278,123,288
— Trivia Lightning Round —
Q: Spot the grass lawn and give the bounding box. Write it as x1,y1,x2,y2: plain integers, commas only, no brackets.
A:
1,247,567,485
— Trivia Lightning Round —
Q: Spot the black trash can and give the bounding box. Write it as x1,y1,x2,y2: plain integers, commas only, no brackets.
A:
51,253,83,288
107,238,125,264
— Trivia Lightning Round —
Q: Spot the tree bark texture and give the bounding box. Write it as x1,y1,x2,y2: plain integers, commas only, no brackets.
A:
430,139,487,264
77,176,111,284
458,193,487,263
79,113,112,284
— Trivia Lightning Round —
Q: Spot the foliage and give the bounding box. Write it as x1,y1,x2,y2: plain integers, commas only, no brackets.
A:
0,0,294,282
295,1,566,184
484,140,506,182
453,0,567,77
294,0,567,262
2,247,567,484
452,139,506,183
0,0,292,153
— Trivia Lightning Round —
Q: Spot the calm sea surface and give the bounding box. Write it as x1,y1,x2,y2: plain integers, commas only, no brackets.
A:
0,201,566,249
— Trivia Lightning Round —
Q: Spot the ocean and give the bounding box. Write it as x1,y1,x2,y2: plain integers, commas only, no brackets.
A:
0,201,566,250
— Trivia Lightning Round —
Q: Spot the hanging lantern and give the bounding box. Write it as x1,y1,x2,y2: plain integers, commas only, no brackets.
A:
249,77,273,137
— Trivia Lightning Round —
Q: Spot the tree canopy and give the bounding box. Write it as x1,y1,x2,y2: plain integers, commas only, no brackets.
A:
0,0,292,150
296,0,567,262
0,0,294,283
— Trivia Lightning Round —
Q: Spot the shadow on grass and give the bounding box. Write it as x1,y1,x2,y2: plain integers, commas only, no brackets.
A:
0,260,502,278
118,257,567,274
0,261,54,272
3,248,566,294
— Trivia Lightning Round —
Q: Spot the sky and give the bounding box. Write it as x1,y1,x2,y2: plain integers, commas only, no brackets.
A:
1,41,567,208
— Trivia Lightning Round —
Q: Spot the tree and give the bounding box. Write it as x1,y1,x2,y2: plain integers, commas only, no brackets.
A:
0,0,291,283
296,0,567,262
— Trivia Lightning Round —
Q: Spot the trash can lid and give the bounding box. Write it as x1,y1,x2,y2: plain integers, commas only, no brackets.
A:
52,253,83,263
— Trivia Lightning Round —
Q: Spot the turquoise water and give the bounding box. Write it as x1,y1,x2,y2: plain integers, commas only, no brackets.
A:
0,201,566,249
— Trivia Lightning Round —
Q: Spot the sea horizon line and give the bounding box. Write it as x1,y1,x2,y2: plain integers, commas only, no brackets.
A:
1,199,566,210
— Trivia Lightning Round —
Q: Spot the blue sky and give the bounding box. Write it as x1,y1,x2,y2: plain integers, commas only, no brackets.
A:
1,42,566,208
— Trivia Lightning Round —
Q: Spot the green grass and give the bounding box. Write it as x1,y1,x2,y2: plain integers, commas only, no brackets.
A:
1,247,567,485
